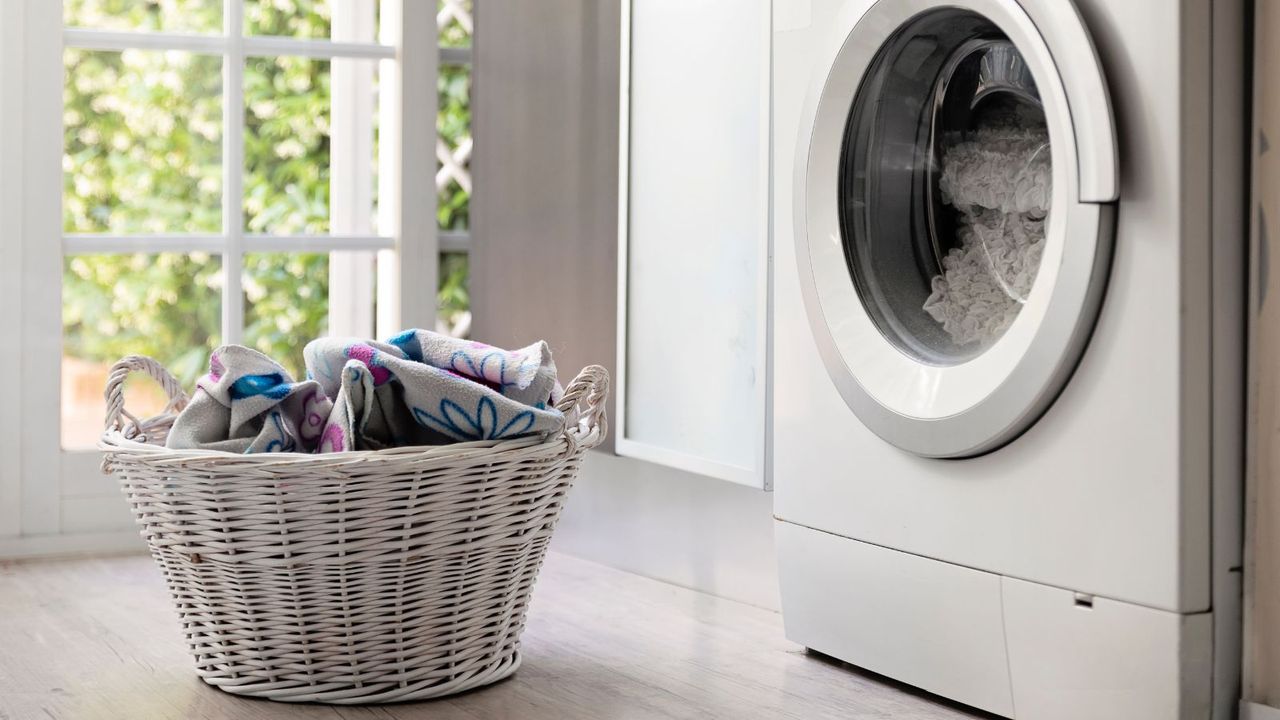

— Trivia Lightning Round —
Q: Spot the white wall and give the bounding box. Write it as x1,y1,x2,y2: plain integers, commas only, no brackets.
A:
553,452,780,611
471,0,780,612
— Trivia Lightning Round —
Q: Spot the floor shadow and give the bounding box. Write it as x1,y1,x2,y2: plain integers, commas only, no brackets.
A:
802,648,1008,719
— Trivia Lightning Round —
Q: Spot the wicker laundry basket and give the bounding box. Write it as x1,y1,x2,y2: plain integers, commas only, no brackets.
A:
99,355,608,704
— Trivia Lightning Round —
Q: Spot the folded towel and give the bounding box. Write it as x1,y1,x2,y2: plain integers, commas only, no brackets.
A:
166,345,334,453
304,330,565,452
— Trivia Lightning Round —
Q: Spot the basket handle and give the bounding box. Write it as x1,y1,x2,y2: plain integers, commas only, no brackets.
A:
554,365,610,450
104,355,190,436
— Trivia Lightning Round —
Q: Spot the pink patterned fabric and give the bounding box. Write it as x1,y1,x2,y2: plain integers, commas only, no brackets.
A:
171,330,563,454
320,423,346,453
344,343,392,386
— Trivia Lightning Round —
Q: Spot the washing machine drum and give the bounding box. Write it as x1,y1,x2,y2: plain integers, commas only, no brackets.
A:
795,0,1119,458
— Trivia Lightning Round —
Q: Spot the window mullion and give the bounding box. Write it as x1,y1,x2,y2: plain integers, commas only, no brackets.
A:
222,0,245,346
17,0,66,532
439,231,470,253
376,1,437,335
63,234,225,255
63,28,228,54
64,28,394,60
439,46,470,65
329,0,378,339
241,36,393,60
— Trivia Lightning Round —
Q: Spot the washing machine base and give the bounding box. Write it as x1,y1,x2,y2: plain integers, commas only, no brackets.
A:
775,521,1215,719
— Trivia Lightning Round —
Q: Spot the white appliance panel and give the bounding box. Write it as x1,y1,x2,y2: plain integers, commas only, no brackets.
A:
1002,575,1213,719
776,522,1016,716
772,0,1213,613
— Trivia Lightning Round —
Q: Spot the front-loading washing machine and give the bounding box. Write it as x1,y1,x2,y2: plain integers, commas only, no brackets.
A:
771,0,1247,717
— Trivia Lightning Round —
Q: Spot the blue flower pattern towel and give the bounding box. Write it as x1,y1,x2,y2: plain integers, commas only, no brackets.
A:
166,345,333,453
166,330,563,453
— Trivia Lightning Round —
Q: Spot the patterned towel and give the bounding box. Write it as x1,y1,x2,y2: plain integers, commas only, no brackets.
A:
165,345,333,453
165,331,563,454
303,330,564,452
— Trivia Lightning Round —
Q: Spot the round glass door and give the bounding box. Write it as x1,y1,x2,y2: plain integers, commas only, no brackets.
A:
794,0,1117,457
841,9,1051,365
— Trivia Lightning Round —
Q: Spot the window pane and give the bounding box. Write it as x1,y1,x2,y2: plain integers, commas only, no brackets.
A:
64,0,222,34
438,0,473,48
244,0,332,38
64,49,223,234
243,252,330,380
244,57,380,234
438,64,471,231
244,0,380,40
438,252,469,338
62,253,223,449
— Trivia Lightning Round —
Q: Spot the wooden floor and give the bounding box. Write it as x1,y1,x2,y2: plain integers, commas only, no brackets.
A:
0,551,994,720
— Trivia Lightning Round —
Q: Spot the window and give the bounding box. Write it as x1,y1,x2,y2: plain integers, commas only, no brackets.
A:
59,0,473,449
0,0,458,547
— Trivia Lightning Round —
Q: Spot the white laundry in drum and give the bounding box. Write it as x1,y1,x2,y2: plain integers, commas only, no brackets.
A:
924,123,1051,347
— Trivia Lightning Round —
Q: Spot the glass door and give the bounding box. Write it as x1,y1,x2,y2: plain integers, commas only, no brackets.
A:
794,0,1117,458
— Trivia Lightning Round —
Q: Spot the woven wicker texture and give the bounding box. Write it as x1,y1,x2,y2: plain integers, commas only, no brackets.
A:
100,355,609,704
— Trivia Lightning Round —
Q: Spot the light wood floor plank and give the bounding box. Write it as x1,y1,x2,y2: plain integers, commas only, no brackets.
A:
0,551,994,719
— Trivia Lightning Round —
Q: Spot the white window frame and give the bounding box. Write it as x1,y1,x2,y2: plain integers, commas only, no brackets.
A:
0,0,457,556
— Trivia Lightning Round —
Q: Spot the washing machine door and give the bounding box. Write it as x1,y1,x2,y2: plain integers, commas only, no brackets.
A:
794,0,1118,458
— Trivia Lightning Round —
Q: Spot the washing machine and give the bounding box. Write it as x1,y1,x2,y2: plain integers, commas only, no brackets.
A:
771,0,1247,718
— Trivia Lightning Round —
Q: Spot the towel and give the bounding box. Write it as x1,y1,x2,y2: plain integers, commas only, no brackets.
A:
163,331,564,454
922,210,1046,346
924,123,1051,347
303,330,565,452
938,127,1051,216
166,345,334,453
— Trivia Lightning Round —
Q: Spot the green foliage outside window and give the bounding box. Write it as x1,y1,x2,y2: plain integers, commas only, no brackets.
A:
62,0,472,385
437,59,472,330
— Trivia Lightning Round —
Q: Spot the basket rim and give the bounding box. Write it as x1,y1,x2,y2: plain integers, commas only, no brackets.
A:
99,424,583,465
99,359,610,464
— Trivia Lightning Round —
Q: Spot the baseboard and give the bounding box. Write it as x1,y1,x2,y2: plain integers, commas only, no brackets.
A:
0,530,144,560
1241,700,1280,720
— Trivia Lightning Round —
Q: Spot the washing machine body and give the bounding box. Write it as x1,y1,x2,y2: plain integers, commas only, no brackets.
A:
771,0,1246,717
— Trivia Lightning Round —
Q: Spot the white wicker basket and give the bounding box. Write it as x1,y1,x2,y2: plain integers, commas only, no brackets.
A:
99,355,608,704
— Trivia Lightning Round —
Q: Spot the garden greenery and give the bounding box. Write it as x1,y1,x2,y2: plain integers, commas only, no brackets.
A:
62,0,471,383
